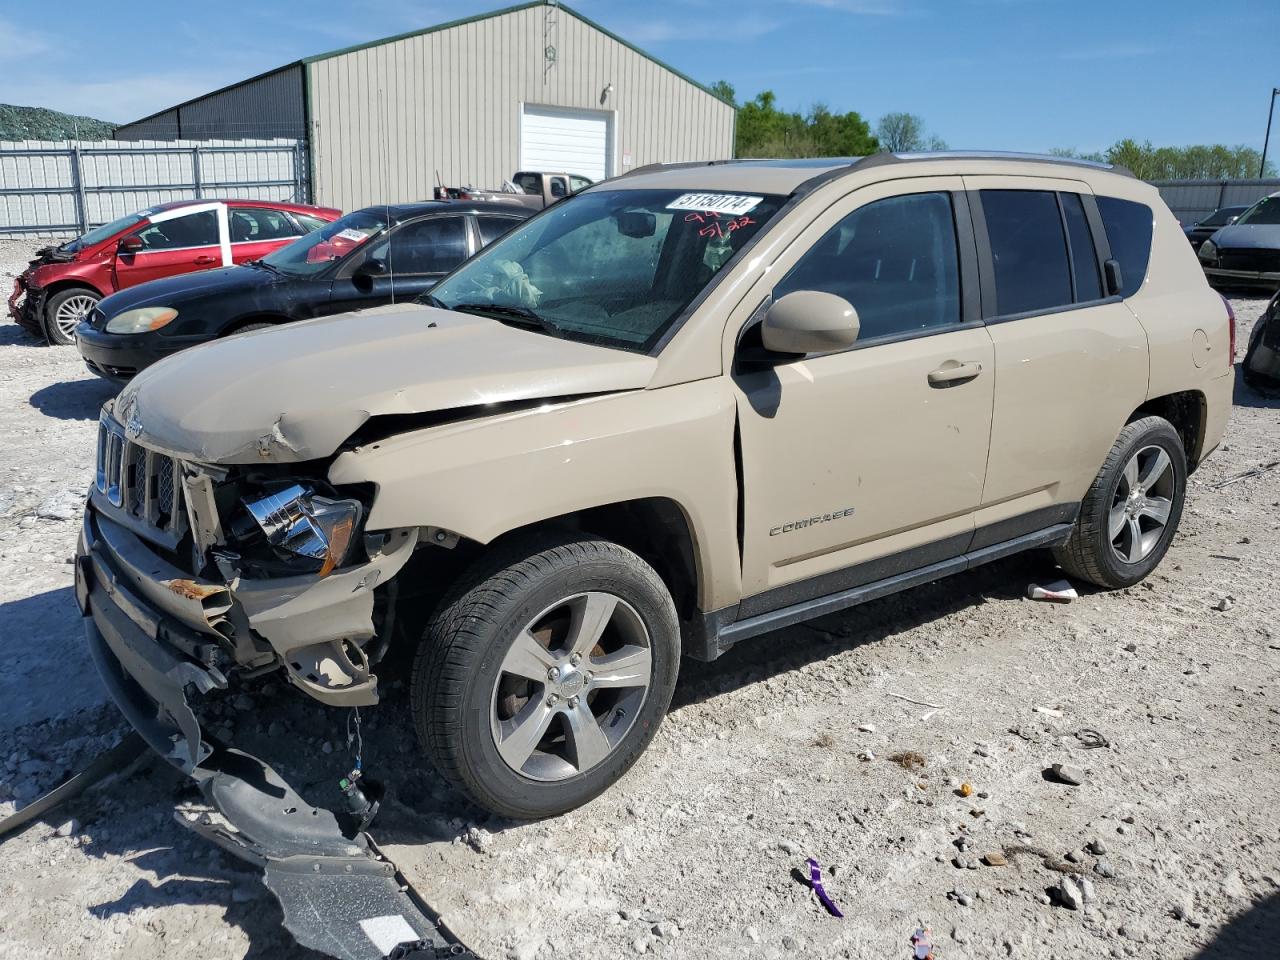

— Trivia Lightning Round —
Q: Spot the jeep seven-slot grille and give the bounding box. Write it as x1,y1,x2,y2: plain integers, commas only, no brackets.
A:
95,414,186,540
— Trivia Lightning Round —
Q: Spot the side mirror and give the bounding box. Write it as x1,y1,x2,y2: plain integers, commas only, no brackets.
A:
1226,215,1239,225
118,235,143,254
355,258,387,278
762,291,860,355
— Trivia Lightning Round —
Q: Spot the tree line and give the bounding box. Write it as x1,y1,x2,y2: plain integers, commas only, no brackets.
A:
711,81,1275,180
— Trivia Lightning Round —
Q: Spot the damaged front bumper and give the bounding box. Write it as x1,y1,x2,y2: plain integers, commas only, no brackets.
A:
8,276,44,334
76,505,469,958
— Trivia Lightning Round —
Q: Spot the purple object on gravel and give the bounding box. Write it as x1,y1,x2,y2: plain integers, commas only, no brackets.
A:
805,857,844,918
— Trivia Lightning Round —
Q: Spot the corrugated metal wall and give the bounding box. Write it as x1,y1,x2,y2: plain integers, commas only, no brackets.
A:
0,139,307,239
307,5,735,210
1151,178,1280,224
115,66,306,141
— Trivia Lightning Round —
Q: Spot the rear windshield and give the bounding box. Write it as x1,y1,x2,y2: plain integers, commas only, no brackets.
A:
1237,196,1280,226
430,189,785,352
1096,196,1154,297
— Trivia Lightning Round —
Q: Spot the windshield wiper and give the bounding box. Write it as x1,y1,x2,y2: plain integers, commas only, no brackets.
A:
248,259,283,275
450,302,562,336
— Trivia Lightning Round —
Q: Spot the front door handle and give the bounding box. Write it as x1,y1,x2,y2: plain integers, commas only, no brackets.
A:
193,255,218,265
927,360,983,387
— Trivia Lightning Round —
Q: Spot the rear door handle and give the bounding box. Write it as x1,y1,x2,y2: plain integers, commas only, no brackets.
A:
927,360,983,387
193,255,218,265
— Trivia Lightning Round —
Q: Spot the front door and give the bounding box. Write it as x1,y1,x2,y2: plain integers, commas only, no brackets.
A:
735,179,995,614
327,214,472,315
112,204,226,290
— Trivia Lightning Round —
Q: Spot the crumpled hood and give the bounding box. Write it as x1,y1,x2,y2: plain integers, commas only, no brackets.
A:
115,303,657,463
1208,223,1280,250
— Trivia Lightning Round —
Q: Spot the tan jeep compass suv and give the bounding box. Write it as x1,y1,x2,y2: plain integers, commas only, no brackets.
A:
80,153,1233,822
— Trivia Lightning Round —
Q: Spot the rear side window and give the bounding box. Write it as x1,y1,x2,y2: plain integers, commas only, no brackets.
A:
134,210,219,251
775,192,961,341
1060,193,1102,302
981,190,1072,316
477,215,522,247
1096,196,1153,297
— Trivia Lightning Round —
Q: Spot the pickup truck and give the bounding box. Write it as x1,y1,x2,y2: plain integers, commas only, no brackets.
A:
434,170,593,210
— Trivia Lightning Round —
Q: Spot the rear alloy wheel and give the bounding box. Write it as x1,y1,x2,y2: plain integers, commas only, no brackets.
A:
43,288,100,345
413,534,678,819
1054,416,1187,589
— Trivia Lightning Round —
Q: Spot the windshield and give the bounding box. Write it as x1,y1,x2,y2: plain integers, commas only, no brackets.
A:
430,188,785,351
1237,196,1280,226
1202,206,1246,227
61,212,147,252
261,209,389,277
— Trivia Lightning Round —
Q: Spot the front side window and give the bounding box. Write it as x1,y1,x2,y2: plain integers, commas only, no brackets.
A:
1096,196,1154,297
261,209,390,277
430,189,784,352
569,176,593,192
981,190,1073,316
294,213,329,232
134,210,219,251
774,191,961,341
371,216,468,275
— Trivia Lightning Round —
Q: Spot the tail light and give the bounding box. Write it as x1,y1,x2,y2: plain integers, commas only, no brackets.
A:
1221,293,1236,369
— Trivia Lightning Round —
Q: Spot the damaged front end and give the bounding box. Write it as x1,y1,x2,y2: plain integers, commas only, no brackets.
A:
78,401,464,958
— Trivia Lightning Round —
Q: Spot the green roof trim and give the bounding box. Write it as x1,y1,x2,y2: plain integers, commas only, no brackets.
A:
299,0,736,108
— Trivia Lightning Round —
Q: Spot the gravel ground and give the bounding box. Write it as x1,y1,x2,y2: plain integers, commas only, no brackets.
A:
1,235,1278,960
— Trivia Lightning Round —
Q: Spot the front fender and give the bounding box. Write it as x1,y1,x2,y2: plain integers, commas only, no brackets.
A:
327,380,742,611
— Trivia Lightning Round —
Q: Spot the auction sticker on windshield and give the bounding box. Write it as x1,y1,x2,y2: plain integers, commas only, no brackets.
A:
667,193,763,215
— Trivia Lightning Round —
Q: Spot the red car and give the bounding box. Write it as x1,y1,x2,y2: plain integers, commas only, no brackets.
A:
9,199,341,344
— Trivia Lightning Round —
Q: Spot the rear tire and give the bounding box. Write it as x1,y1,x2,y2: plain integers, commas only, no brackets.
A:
412,532,679,819
43,288,100,345
1053,416,1187,589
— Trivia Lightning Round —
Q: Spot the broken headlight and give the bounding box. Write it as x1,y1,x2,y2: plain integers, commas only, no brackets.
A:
240,484,362,577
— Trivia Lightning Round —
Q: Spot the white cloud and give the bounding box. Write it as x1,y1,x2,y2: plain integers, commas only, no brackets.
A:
0,18,53,64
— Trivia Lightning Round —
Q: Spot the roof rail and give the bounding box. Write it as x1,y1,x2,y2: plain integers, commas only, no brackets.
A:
851,150,1133,177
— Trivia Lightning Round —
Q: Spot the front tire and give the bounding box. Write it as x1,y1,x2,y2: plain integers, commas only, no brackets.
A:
1054,416,1187,589
412,533,679,819
43,288,100,345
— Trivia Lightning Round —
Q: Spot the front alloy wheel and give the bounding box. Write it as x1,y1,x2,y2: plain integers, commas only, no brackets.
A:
413,534,679,819
44,288,100,345
491,592,653,781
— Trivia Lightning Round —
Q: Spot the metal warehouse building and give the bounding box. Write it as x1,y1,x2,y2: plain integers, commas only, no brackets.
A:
114,1,736,211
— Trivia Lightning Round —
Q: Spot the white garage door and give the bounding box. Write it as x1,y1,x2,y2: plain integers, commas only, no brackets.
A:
520,105,612,182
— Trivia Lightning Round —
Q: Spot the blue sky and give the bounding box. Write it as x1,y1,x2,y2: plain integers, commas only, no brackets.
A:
4,0,1278,154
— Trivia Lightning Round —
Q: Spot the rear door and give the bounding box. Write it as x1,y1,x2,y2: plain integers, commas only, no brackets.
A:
111,203,226,290
227,207,304,264
327,214,472,315
965,177,1149,538
734,178,996,610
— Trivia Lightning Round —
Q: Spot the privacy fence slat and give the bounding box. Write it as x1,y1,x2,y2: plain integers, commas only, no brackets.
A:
1150,179,1280,224
0,138,308,239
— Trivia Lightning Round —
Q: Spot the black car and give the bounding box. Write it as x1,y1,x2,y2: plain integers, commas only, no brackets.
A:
1183,204,1249,253
1243,289,1280,393
77,201,531,382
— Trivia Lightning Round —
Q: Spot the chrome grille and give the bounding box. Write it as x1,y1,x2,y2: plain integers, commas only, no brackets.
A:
95,413,187,543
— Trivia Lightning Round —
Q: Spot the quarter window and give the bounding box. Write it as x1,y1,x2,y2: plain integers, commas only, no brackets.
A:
1060,193,1102,302
981,190,1072,316
774,191,961,342
1096,196,1154,296
133,210,218,251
